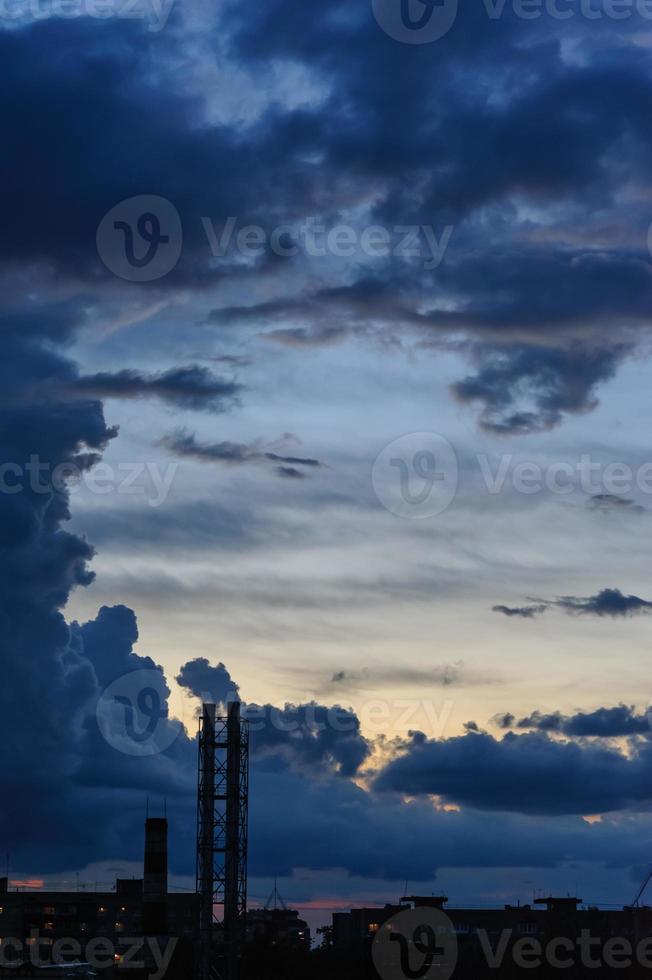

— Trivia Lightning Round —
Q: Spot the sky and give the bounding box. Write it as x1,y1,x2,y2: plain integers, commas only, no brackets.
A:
3,0,652,934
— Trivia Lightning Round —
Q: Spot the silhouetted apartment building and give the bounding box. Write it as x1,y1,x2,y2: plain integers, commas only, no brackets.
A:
0,819,197,977
246,907,310,949
332,894,652,978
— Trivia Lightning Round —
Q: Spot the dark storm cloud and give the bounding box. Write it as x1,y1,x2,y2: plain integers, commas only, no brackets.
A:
246,702,371,778
0,21,324,285
176,657,240,706
6,0,652,893
0,303,649,876
249,765,652,880
493,604,548,619
497,705,650,738
228,0,652,223
73,366,242,412
211,258,648,431
212,246,652,341
1,12,652,431
173,655,370,778
373,730,652,816
495,588,652,618
451,344,625,435
0,303,193,868
161,429,321,477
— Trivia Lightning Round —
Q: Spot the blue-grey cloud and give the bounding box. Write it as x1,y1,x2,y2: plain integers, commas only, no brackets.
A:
555,588,652,616
495,705,650,738
588,494,646,514
493,604,548,619
496,588,652,619
73,367,242,413
373,730,652,816
1,14,652,433
162,428,321,477
451,344,625,435
176,657,240,706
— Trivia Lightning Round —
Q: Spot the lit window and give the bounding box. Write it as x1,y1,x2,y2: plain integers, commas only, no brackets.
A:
369,923,379,933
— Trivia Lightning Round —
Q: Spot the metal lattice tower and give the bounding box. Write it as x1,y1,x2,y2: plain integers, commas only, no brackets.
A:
197,701,249,980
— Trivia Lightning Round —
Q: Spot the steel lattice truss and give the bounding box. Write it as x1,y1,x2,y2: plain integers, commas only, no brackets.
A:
197,703,249,980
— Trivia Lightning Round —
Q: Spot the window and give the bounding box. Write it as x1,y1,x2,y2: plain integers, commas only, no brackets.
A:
518,922,538,935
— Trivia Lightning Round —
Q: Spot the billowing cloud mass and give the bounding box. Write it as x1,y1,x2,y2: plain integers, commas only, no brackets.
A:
3,0,652,908
174,659,369,777
373,729,652,816
494,705,650,738
3,308,652,882
1,8,652,432
246,702,371,778
175,657,240,706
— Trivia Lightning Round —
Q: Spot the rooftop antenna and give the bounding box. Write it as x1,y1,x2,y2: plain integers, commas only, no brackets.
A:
265,879,287,911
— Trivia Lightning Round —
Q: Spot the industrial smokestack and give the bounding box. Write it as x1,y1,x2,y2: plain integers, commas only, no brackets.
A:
143,816,168,935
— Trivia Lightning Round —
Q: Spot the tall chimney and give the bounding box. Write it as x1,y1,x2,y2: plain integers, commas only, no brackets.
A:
143,816,168,935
